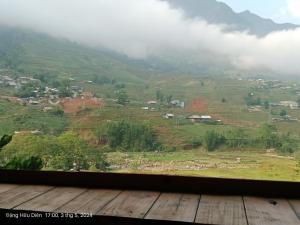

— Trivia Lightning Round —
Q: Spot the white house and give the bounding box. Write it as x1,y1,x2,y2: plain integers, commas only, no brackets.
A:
164,113,175,119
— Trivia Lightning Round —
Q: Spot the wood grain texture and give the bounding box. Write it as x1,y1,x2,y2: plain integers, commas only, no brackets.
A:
56,189,121,214
15,187,86,212
244,197,300,225
195,195,247,225
145,193,199,222
0,185,52,209
0,184,18,194
288,199,300,219
98,191,160,218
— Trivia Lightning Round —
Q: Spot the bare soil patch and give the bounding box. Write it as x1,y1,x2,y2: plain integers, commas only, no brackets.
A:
62,98,104,114
187,97,207,113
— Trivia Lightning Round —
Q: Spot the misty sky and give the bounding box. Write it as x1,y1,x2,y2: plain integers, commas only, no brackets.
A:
0,0,300,76
221,0,300,24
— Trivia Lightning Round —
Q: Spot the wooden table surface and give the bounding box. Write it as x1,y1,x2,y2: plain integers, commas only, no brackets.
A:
0,183,299,225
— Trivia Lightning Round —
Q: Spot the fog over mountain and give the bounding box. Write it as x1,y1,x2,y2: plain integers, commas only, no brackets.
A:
0,0,300,76
165,0,299,36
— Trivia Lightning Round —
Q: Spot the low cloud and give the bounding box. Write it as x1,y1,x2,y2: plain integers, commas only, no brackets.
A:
0,0,300,75
287,0,300,18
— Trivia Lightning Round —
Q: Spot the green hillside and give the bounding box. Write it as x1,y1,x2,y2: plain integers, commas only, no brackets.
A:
0,26,147,84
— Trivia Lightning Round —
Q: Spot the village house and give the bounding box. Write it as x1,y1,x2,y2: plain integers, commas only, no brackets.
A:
170,100,185,108
187,115,202,123
164,113,175,119
29,97,41,105
43,106,54,112
248,106,262,112
147,100,157,105
7,81,17,87
200,115,212,122
187,115,213,123
279,101,299,110
17,77,40,85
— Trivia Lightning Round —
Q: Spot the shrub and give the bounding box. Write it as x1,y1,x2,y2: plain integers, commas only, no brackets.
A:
0,135,12,149
104,120,161,151
203,131,225,151
4,156,43,170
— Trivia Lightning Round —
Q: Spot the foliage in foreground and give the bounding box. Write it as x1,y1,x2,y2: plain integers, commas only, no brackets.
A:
1,134,42,170
0,135,12,149
0,132,108,171
4,156,43,170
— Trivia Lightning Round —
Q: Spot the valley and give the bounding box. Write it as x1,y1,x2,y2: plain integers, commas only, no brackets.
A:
1,63,300,180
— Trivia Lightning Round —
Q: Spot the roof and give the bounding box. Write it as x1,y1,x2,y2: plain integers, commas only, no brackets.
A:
147,100,157,104
188,115,201,119
201,115,212,119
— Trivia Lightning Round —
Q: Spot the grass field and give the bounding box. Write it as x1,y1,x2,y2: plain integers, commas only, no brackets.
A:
0,100,69,136
107,149,300,182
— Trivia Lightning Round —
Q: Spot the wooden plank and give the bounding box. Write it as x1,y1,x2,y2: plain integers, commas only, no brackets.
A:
56,189,121,214
288,199,300,219
145,193,199,222
244,197,300,225
98,190,160,218
0,185,52,209
15,187,86,212
0,184,18,194
195,195,247,225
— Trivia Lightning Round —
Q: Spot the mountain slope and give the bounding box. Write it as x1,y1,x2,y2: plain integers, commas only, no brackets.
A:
0,26,234,77
0,26,147,84
165,0,298,36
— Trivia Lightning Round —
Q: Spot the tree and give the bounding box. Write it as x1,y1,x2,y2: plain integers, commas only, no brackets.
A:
264,100,270,109
156,90,161,101
15,82,37,98
244,93,261,106
160,94,165,103
49,106,64,116
93,124,108,145
277,134,297,154
221,98,226,103
226,128,246,148
166,95,173,105
115,83,126,89
259,124,279,149
58,79,72,97
156,90,165,103
56,131,89,171
104,120,161,151
116,89,129,105
203,131,225,152
280,109,287,117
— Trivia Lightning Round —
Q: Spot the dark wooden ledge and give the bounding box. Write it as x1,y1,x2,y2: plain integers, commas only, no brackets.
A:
0,170,300,197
